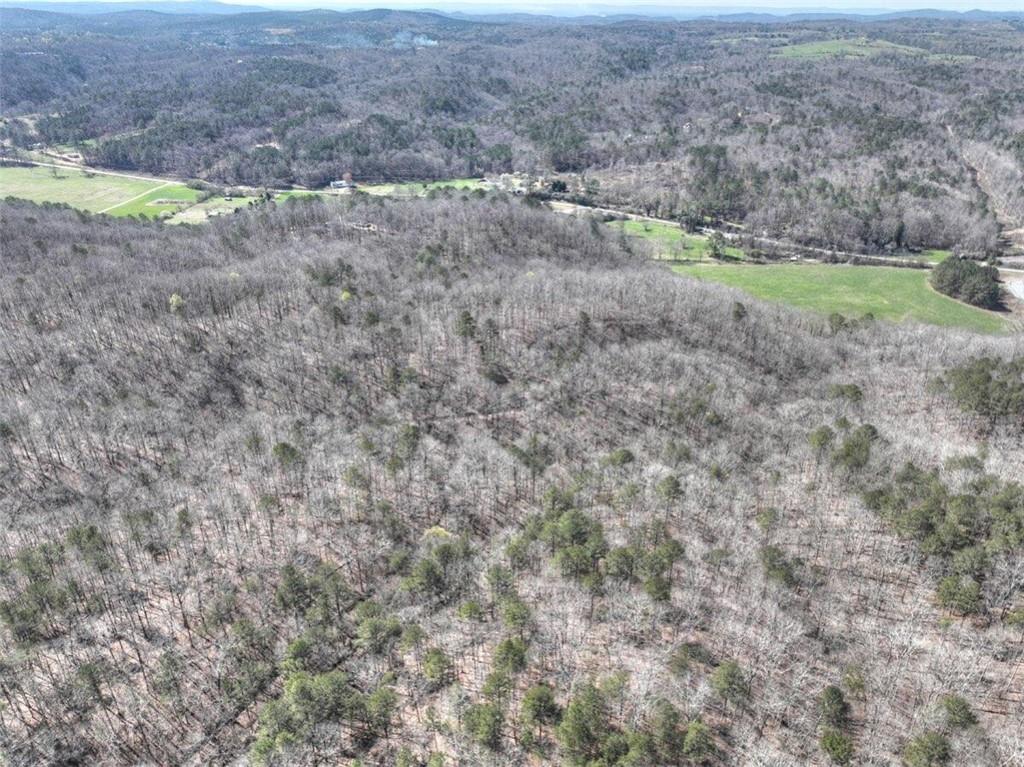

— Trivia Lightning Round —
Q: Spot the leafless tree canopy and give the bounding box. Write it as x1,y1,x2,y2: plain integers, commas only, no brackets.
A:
1,194,1022,766
3,10,1024,253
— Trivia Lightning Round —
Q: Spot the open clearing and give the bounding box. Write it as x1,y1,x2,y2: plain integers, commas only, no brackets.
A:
168,195,261,224
918,249,953,264
0,164,260,221
3,164,1002,332
775,38,925,59
0,164,161,213
360,178,488,196
103,184,200,217
674,262,1008,333
608,219,745,260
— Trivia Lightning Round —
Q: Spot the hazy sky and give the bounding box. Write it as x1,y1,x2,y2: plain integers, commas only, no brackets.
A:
239,0,1024,8
30,0,1024,10
215,0,1024,10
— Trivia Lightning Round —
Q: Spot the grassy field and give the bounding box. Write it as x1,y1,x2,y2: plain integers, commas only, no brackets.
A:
0,165,161,213
0,164,262,221
608,219,745,260
1,164,489,221
360,178,488,196
674,262,1007,333
775,38,925,59
103,184,201,217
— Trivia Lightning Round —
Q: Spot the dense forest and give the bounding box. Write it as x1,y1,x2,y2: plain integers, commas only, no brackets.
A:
1,192,1023,766
2,9,1024,254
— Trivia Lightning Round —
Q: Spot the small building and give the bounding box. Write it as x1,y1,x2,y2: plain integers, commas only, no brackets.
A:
331,171,357,192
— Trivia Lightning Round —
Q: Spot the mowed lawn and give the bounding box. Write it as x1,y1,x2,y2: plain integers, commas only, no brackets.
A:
608,219,745,260
0,165,160,213
674,262,1007,333
103,183,200,217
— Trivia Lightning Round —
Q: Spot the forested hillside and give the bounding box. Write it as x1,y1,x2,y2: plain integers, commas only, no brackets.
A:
1,194,1023,766
3,9,1024,253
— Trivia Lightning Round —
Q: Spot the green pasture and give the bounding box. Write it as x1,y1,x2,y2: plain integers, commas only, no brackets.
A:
0,165,160,213
673,262,1007,333
103,184,200,218
360,178,488,196
775,38,925,59
608,219,745,260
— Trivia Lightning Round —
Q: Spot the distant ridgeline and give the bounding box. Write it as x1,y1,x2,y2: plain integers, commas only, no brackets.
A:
2,8,1023,255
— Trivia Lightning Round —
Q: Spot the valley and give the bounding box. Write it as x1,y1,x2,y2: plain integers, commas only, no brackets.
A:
1,6,1023,767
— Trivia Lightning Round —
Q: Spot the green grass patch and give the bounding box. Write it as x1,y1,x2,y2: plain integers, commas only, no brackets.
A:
674,262,1006,333
918,249,952,264
102,184,200,218
360,178,487,196
0,165,160,213
273,190,323,202
608,219,744,260
775,38,925,59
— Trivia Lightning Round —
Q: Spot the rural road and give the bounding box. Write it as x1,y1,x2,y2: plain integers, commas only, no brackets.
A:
1006,275,1024,301
550,200,930,265
7,154,1024,291
0,154,333,196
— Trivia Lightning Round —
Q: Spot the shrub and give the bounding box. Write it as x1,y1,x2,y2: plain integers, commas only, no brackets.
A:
493,636,528,674
759,545,797,587
936,575,982,615
455,310,477,339
521,683,561,728
939,357,1024,425
941,694,977,729
808,425,835,453
828,383,863,403
643,573,672,602
458,600,484,621
831,424,877,471
819,685,849,728
711,660,749,706
422,647,452,688
820,728,855,765
557,683,608,765
902,731,950,767
500,597,532,633
930,258,1002,309
669,642,713,675
682,719,715,762
656,474,683,502
272,441,303,468
604,447,635,467
464,702,503,750
650,700,684,760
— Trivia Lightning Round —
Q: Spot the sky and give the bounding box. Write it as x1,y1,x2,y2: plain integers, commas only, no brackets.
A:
226,0,1024,11
18,0,1024,11
216,0,1024,8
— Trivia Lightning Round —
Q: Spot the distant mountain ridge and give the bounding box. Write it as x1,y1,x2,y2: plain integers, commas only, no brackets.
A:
1,2,1022,22
441,6,1024,23
0,0,267,13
